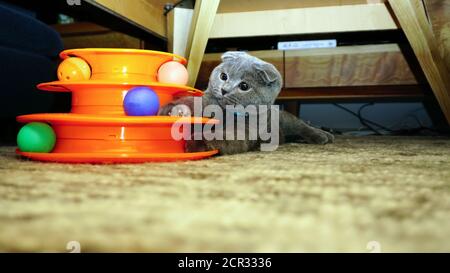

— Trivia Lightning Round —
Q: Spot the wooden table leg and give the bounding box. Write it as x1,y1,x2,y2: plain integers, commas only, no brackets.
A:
388,0,450,124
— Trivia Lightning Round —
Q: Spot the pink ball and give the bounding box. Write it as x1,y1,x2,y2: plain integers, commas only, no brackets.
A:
157,61,189,85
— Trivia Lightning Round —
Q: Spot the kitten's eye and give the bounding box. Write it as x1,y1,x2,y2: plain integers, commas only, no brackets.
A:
239,82,249,91
220,72,228,81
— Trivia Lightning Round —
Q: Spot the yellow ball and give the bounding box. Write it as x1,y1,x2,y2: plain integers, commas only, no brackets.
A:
57,57,91,81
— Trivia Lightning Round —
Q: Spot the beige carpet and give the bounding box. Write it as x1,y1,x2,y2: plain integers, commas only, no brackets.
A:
0,136,450,252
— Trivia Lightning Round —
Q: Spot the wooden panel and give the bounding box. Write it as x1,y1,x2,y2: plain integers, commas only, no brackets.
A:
87,0,176,38
52,22,110,35
389,0,450,124
53,22,141,49
285,44,418,88
197,46,417,89
277,85,424,100
196,50,284,90
218,0,382,13
61,32,141,49
210,4,398,38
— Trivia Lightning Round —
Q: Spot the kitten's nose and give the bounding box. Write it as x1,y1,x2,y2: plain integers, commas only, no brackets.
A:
221,88,228,96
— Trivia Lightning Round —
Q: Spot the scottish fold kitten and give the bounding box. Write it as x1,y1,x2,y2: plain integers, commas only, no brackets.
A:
159,51,334,155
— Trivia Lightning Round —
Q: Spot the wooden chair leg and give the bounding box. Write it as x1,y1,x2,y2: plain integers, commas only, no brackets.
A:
388,0,450,124
185,0,220,87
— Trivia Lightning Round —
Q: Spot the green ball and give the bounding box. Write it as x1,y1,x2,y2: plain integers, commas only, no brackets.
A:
17,122,56,153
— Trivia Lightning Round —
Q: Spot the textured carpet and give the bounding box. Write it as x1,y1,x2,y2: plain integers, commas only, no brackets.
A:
0,136,450,253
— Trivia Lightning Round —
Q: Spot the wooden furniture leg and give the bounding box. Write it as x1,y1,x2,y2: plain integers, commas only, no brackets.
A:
283,101,301,116
185,0,220,87
167,8,194,57
388,0,450,124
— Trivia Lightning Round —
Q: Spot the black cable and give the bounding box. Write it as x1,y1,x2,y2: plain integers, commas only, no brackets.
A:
332,103,388,135
357,103,382,135
359,103,395,132
398,114,440,133
332,103,443,135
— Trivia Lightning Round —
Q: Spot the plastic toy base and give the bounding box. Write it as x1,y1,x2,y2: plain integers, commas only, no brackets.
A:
17,114,218,155
17,150,219,164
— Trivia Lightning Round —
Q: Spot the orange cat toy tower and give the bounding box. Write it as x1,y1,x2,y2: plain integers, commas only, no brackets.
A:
16,49,218,163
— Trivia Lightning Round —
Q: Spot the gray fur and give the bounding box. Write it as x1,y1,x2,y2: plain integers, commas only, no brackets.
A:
159,51,334,154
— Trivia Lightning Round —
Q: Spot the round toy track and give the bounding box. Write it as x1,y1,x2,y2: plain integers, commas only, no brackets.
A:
60,48,187,63
38,81,203,115
17,113,216,125
17,113,218,156
59,48,187,82
17,150,219,164
38,81,201,94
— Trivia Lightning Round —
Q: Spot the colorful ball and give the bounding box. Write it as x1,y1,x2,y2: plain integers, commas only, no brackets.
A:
157,61,189,85
123,87,160,116
17,122,56,153
58,57,91,81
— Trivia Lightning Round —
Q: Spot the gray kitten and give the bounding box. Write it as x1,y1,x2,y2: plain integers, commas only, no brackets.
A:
159,51,334,154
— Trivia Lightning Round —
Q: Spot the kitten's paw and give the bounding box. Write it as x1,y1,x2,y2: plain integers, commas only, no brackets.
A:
321,130,335,143
329,133,335,143
185,139,209,153
185,132,209,152
306,129,334,145
169,104,192,117
158,104,192,117
158,104,172,116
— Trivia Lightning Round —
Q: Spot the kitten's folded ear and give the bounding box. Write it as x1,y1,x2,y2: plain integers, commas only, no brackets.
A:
254,63,282,86
221,51,248,63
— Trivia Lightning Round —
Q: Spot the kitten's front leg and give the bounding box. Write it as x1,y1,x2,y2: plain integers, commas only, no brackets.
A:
280,110,334,144
301,126,335,145
158,96,196,117
169,104,192,117
185,125,259,155
185,139,258,155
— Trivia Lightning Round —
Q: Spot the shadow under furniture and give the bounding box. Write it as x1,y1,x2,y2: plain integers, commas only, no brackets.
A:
0,2,64,143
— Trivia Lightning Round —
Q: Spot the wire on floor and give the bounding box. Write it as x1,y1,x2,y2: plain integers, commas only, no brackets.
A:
331,103,440,136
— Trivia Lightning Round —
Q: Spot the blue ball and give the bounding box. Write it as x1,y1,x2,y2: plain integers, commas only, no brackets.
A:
123,86,160,116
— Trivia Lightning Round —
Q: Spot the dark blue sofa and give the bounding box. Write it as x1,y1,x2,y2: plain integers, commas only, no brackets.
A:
0,2,64,142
